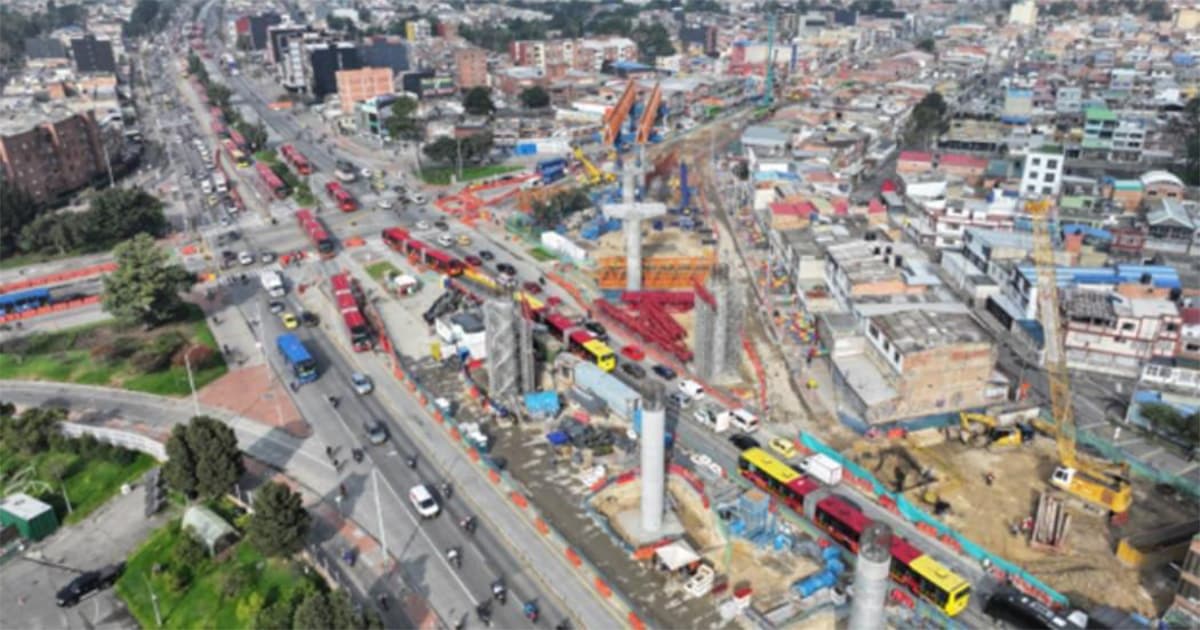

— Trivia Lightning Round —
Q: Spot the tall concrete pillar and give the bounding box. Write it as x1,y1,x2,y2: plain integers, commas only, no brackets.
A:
625,219,643,291
639,387,666,533
848,523,892,630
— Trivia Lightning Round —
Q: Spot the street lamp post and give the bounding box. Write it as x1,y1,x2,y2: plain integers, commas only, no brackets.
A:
183,352,200,416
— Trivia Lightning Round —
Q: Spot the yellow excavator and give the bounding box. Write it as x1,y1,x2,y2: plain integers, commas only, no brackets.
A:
958,412,1033,449
1028,198,1133,520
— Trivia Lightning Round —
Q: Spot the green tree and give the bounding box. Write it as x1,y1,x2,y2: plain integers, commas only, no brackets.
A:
519,86,551,109
236,592,265,623
631,23,675,62
246,481,311,558
0,406,64,455
163,424,198,495
384,96,421,140
1144,0,1171,20
162,416,244,499
82,188,169,245
462,86,495,116
123,0,163,38
423,137,459,164
293,591,335,630
1173,97,1200,186
0,183,41,258
916,38,935,53
903,91,949,149
256,598,298,630
173,532,207,566
101,233,193,327
236,121,268,152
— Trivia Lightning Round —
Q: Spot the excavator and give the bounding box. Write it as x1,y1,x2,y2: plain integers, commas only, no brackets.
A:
573,146,614,186
958,412,1033,449
1028,198,1133,522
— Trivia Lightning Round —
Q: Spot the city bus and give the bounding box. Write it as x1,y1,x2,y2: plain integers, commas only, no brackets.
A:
280,144,313,176
255,162,289,199
324,181,357,212
0,288,52,315
228,129,247,151
331,273,371,351
295,209,335,257
276,333,318,383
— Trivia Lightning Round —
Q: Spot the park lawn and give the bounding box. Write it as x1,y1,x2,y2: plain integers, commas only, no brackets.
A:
528,247,557,262
117,523,317,630
364,260,399,284
0,447,156,525
420,164,522,186
0,309,227,396
254,150,277,164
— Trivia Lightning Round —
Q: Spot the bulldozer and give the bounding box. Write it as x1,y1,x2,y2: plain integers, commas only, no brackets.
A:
958,412,1034,449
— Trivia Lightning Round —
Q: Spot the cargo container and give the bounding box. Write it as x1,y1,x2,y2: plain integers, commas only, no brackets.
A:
0,493,59,541
574,362,640,420
801,453,842,485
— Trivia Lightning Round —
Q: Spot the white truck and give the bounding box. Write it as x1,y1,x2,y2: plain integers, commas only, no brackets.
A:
800,454,843,485
212,172,228,194
259,269,286,298
693,405,729,433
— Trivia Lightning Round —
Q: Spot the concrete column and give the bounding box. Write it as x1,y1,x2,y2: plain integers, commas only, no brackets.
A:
639,388,666,533
848,523,892,630
625,221,642,292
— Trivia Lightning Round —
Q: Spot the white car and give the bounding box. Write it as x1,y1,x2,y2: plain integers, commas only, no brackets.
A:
410,192,427,204
360,167,373,178
436,233,454,248
408,484,439,518
351,372,373,395
238,251,255,266
376,198,394,210
416,220,431,230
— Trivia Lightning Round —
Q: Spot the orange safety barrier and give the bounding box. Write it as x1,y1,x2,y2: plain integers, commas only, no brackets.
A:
342,236,366,248
510,492,528,509
0,261,117,294
432,411,444,424
418,394,427,406
565,548,582,567
449,428,461,441
488,469,500,484
594,578,612,598
407,381,416,392
534,518,549,535
467,449,480,462
628,613,646,630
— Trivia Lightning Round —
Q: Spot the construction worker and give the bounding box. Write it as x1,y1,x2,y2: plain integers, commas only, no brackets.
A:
985,471,995,487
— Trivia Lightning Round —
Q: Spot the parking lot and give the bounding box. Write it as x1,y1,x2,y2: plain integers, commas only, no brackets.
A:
0,485,168,630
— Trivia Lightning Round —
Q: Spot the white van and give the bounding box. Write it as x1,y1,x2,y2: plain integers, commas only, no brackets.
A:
677,379,705,401
722,408,759,433
200,178,213,194
408,484,439,518
693,405,729,433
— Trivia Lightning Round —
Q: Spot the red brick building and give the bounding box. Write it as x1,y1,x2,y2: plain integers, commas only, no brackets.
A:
0,111,106,204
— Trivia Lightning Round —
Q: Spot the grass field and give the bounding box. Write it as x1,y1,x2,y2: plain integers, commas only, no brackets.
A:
0,447,156,525
117,521,319,629
420,164,522,186
0,307,227,396
364,260,399,283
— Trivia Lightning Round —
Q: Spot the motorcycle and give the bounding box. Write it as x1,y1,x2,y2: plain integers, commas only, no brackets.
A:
352,448,364,463
460,516,476,534
441,482,453,499
491,580,506,605
447,547,461,569
524,601,539,623
476,601,492,627
328,395,340,408
406,455,418,469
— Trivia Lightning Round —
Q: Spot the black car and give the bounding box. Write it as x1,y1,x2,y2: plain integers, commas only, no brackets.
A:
434,220,450,231
478,250,495,261
268,300,285,314
652,364,677,380
300,311,319,327
583,321,607,340
728,434,760,451
56,563,124,607
621,363,646,379
496,263,517,276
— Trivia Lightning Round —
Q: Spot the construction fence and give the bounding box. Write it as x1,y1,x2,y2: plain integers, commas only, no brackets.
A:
796,431,1070,609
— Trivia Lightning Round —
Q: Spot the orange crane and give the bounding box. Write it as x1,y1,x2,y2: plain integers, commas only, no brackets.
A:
603,79,638,147
635,83,662,146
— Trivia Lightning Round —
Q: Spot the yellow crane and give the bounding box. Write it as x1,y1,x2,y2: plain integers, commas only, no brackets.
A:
573,146,615,186
1028,198,1133,520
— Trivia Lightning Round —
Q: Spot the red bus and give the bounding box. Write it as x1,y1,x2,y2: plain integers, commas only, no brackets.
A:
209,106,224,122
280,144,312,176
228,129,247,151
324,181,357,212
380,228,463,276
211,120,226,137
295,209,334,257
255,162,289,199
222,139,249,168
331,273,371,351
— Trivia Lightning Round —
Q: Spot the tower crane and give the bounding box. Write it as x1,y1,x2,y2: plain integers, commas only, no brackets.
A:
1028,198,1133,521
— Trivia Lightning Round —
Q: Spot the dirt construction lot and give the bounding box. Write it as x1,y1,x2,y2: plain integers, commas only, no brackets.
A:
856,433,1197,615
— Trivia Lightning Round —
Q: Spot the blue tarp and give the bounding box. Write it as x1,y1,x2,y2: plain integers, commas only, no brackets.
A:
524,391,561,416
546,431,570,446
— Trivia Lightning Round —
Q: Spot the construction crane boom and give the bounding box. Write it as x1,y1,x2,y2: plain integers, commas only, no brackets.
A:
574,146,614,186
604,79,639,147
1028,198,1132,516
636,83,662,146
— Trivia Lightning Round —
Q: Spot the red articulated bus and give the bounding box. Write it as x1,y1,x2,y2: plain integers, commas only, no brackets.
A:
222,139,249,167
331,273,371,351
324,181,357,212
279,144,313,176
295,209,335,257
211,120,227,137
380,228,464,276
209,106,224,122
228,129,247,151
255,162,289,199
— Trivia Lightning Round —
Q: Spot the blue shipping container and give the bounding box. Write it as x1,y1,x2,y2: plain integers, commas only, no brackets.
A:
514,143,537,156
537,158,567,172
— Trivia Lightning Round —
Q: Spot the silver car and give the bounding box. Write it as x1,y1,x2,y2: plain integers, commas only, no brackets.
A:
351,372,373,395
